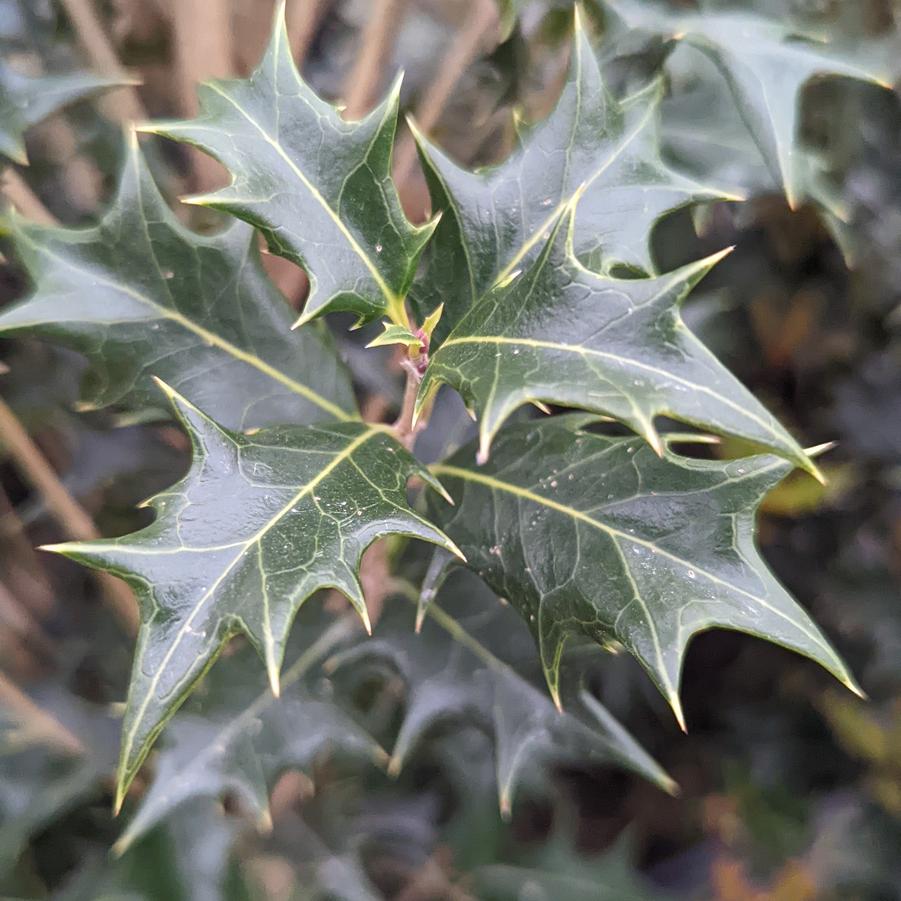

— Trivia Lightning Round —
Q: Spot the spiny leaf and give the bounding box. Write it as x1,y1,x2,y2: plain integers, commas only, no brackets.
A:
418,207,818,478
411,13,730,345
331,587,674,817
43,383,459,808
0,136,355,430
115,612,379,855
602,0,893,209
140,1,433,328
426,416,860,726
0,62,122,165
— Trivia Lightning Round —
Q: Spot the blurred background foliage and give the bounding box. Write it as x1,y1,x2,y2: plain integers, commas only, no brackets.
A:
0,0,899,898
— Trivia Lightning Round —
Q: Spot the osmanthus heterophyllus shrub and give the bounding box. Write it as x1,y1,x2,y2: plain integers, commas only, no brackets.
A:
1,0,887,830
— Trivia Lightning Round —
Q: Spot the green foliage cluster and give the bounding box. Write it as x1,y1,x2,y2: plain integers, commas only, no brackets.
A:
1,0,897,897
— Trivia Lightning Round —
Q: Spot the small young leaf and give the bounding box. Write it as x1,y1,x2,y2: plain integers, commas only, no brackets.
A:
366,323,422,350
428,416,860,724
418,208,817,477
0,138,356,430
140,1,433,328
43,383,459,808
411,14,730,344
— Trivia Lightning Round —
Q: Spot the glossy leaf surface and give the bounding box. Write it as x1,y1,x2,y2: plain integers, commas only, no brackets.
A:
45,384,458,806
141,2,432,327
0,62,118,164
411,18,727,345
0,139,355,430
603,0,892,207
116,612,378,854
332,587,674,815
427,416,859,723
419,210,816,476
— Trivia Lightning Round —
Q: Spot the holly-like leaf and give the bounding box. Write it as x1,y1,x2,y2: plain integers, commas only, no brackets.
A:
426,415,860,725
602,0,892,208
116,611,379,854
411,13,729,345
43,383,459,808
139,1,433,328
331,586,674,816
0,62,120,165
0,137,355,430
418,208,818,477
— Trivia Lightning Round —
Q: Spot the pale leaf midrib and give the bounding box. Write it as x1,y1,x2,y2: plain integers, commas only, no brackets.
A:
431,462,833,655
201,75,402,310
491,99,655,288
436,334,779,440
119,426,382,775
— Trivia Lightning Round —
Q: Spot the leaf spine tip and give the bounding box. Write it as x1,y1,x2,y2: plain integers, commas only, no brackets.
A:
268,665,282,698
372,746,390,767
805,441,837,459
662,776,681,797
670,693,687,733
110,835,130,857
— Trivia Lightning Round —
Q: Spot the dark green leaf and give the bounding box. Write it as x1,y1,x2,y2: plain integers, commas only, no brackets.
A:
141,1,433,328
418,209,818,477
426,415,859,724
58,800,251,901
0,137,356,430
44,383,459,808
411,15,729,344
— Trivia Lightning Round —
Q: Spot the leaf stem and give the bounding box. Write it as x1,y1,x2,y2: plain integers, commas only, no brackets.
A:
0,170,56,226
392,361,421,450
394,0,500,185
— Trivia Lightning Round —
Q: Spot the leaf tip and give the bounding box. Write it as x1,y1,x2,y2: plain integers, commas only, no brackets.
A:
387,753,403,778
669,692,688,733
267,661,282,698
499,790,513,821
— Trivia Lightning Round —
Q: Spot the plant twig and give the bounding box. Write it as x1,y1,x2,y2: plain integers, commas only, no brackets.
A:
394,0,500,186
58,0,146,123
0,397,140,635
0,670,84,754
392,363,421,450
343,0,410,120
